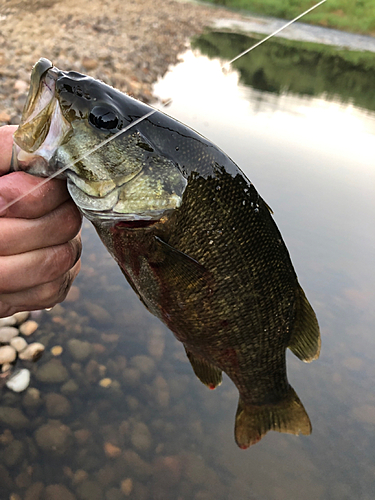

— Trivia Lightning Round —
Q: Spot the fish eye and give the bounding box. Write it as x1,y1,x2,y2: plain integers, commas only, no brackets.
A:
89,106,120,131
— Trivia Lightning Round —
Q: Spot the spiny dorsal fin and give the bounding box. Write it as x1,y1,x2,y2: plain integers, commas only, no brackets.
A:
185,348,222,390
235,387,312,449
288,284,321,362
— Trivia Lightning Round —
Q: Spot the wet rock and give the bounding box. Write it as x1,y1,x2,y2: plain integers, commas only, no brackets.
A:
67,339,93,361
3,439,25,467
35,359,69,383
0,315,17,327
13,311,30,324
120,478,133,496
34,420,73,455
75,479,103,500
99,378,113,388
72,469,89,485
0,345,17,364
22,388,42,409
10,336,28,352
6,368,31,392
61,379,79,394
74,428,91,445
19,342,45,361
51,345,63,356
0,326,19,343
19,320,39,336
84,301,112,323
0,406,29,429
45,392,72,417
122,367,141,386
24,482,45,500
130,355,155,377
104,442,121,458
153,455,182,488
44,484,76,500
130,421,152,452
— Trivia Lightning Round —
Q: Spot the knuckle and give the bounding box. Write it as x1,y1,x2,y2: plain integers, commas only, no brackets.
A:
43,240,80,282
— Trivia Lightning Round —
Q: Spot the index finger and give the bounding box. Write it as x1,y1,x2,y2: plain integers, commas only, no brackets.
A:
0,125,18,175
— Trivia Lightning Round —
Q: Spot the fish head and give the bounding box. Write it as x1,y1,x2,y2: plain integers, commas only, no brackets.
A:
13,58,187,223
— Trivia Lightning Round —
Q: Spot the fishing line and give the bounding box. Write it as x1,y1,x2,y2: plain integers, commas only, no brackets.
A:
222,0,326,69
2,0,326,213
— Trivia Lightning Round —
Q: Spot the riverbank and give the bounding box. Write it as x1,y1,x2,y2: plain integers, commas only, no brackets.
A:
203,0,375,36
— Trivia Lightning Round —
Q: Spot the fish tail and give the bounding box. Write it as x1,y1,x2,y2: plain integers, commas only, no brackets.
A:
234,387,312,449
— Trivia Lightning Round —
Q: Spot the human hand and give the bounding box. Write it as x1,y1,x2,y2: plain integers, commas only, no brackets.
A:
0,125,82,318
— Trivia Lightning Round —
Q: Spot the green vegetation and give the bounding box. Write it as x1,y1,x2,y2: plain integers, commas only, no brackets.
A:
192,31,375,111
204,0,375,35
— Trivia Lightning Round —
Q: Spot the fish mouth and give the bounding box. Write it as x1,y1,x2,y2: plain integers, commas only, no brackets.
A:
12,58,72,176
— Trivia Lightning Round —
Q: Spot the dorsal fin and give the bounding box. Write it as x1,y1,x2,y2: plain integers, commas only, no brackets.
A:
288,284,321,362
185,348,222,390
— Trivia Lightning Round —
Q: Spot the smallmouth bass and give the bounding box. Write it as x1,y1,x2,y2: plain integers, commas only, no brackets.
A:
12,58,320,448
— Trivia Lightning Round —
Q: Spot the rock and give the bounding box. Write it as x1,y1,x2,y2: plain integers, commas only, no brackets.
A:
2,362,12,372
74,428,91,445
24,482,45,500
122,367,141,386
19,342,45,361
51,345,63,356
45,393,72,417
0,111,11,122
3,439,25,467
72,469,89,485
12,311,30,325
34,420,73,456
19,320,39,336
104,442,121,458
6,368,31,392
10,336,28,352
130,355,155,377
120,478,133,496
130,421,152,452
75,480,103,500
67,339,92,361
84,301,111,323
0,315,17,327
35,359,69,383
44,484,76,500
61,379,79,394
0,345,17,364
0,326,19,343
99,378,112,388
22,388,42,409
0,406,29,429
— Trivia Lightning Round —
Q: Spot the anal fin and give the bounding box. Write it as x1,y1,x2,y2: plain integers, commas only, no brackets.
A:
185,348,222,390
288,284,321,362
235,386,312,449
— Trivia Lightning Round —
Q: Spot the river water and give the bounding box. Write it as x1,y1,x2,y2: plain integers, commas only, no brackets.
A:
1,27,375,500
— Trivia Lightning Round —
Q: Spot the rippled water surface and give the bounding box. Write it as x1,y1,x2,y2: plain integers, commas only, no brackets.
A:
1,31,375,500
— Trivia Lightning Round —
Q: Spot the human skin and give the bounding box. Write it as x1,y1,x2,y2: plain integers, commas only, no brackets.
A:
0,125,82,317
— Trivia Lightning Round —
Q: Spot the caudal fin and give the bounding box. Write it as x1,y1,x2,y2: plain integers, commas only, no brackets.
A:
234,387,312,449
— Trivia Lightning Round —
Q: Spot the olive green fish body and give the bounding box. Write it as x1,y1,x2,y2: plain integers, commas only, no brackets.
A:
12,59,321,448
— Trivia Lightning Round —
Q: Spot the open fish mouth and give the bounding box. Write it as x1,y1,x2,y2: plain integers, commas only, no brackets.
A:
12,59,72,177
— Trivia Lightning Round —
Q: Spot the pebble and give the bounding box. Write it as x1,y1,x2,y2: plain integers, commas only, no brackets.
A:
0,315,17,327
51,345,63,356
22,387,42,409
34,420,73,456
67,338,92,361
0,345,17,364
2,362,12,372
45,392,72,417
13,311,30,324
104,442,122,458
61,379,79,394
24,482,45,500
0,326,19,343
3,439,25,467
130,355,156,377
35,359,69,383
99,378,112,388
120,478,133,496
44,484,77,500
19,320,39,336
84,301,112,323
10,336,28,352
130,421,152,452
6,368,31,392
18,342,45,361
0,406,29,429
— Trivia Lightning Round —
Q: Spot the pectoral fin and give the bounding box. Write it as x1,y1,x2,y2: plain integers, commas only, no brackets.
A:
185,348,222,390
235,386,312,449
288,284,321,362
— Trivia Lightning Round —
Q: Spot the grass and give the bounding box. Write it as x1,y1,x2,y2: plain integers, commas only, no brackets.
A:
203,0,375,36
